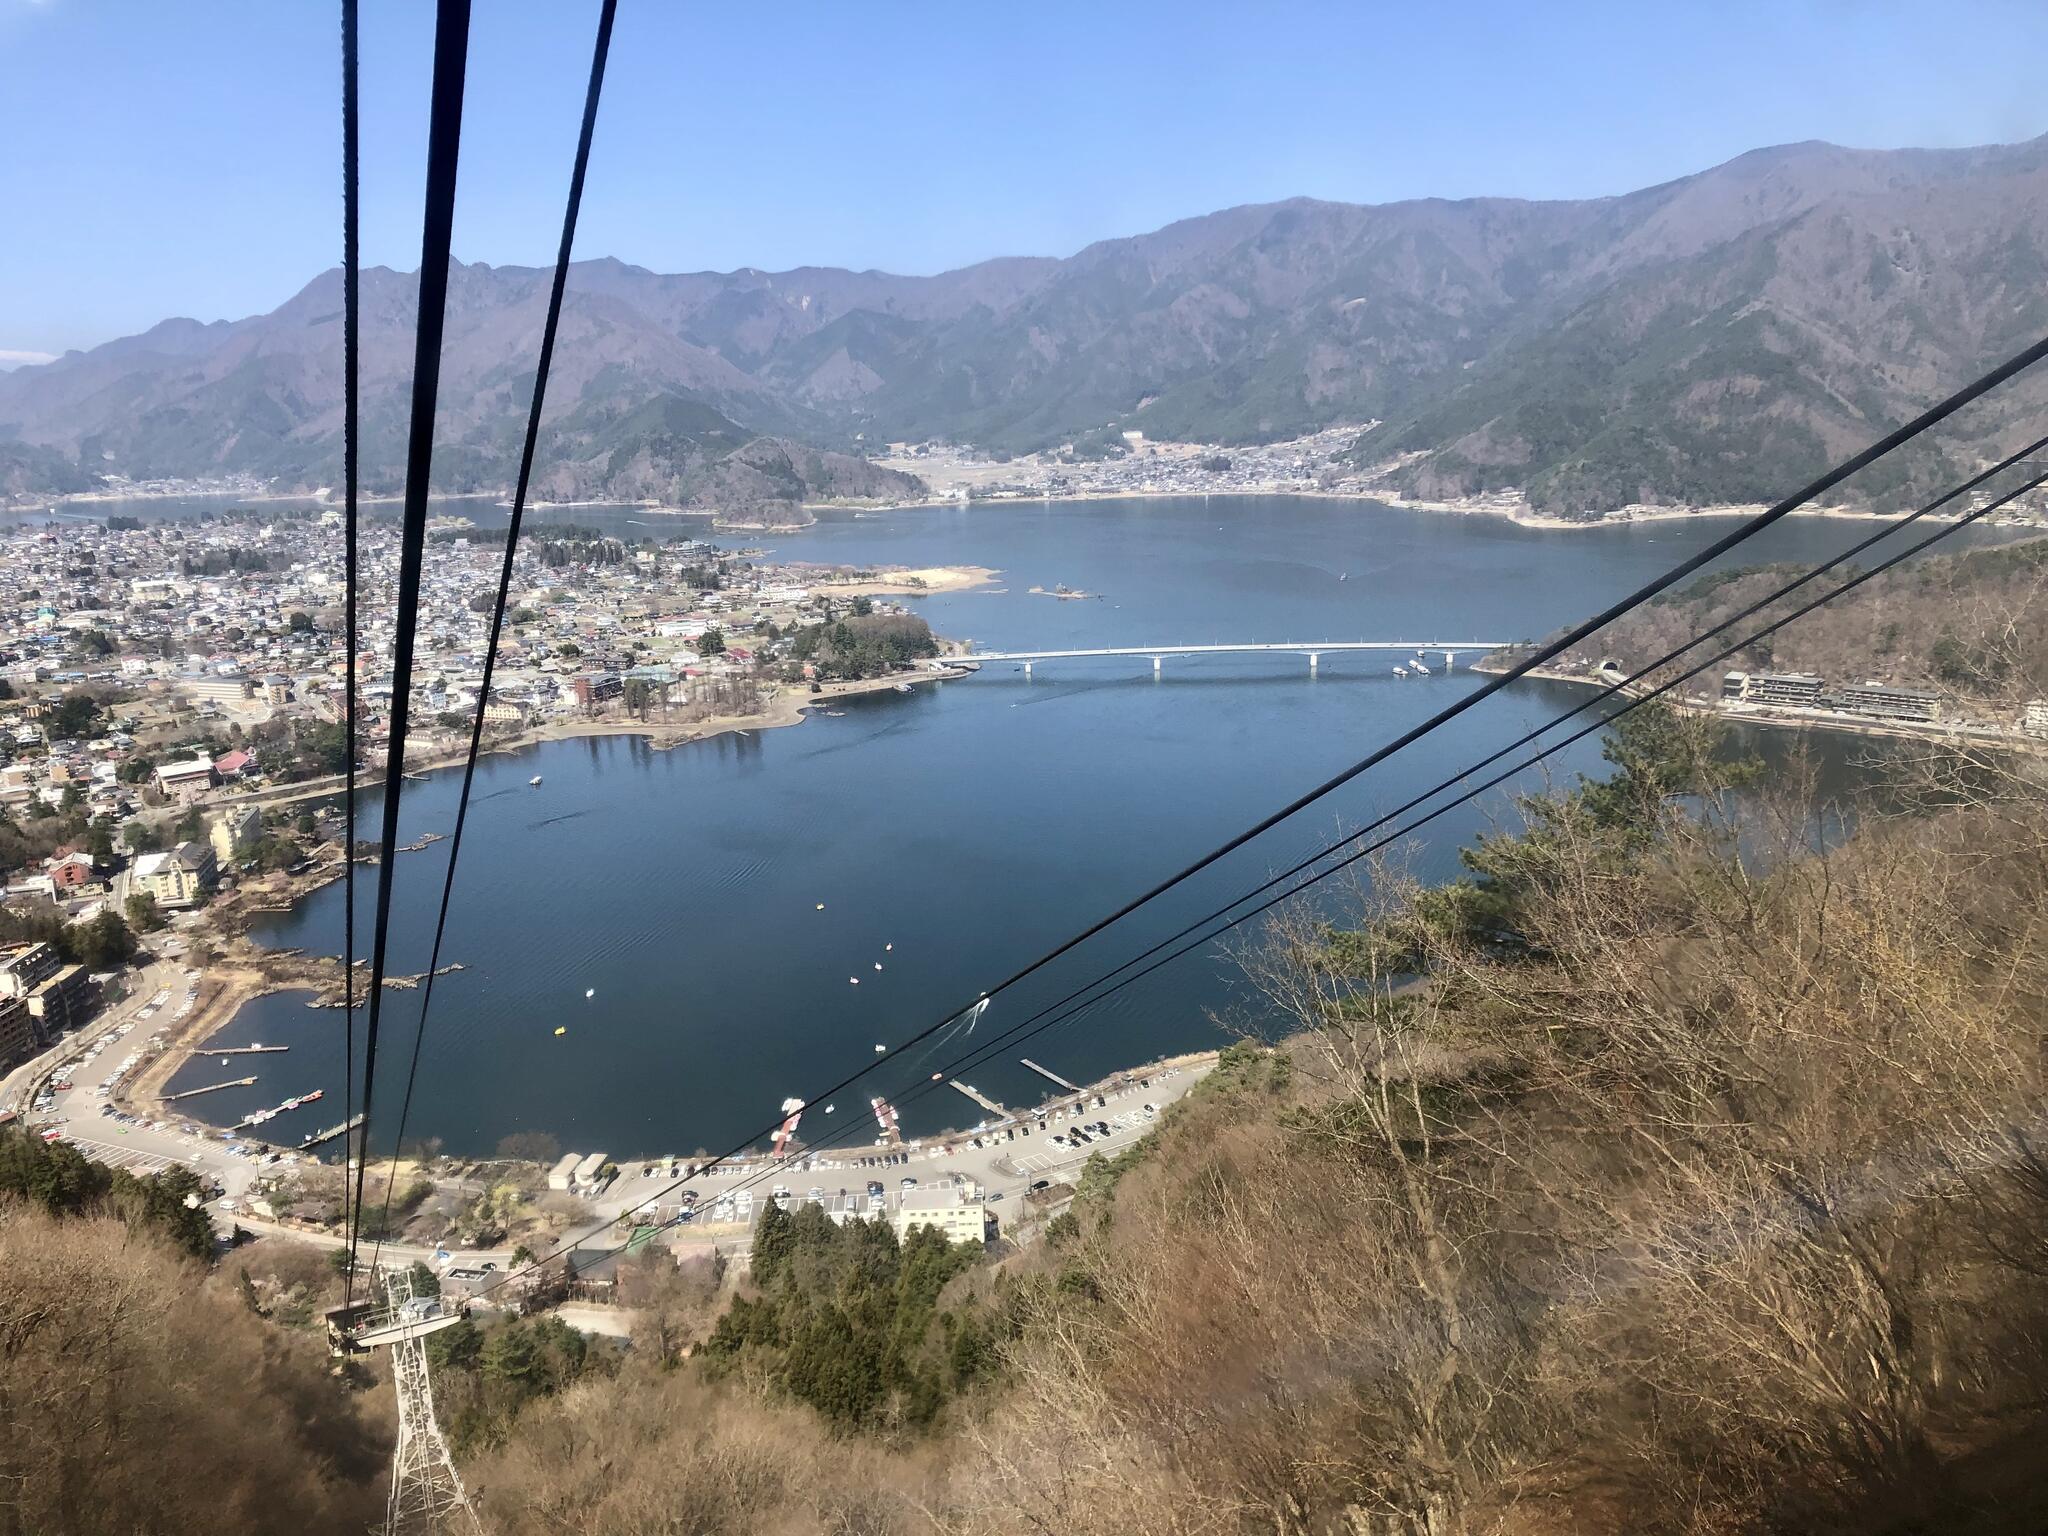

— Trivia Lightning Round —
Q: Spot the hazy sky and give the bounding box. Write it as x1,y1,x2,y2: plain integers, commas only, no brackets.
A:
4,0,2046,358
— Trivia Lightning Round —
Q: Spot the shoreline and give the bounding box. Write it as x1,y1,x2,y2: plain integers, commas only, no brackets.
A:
128,665,977,1113
203,665,976,815
1487,658,2044,749
858,483,2048,535
29,479,2046,541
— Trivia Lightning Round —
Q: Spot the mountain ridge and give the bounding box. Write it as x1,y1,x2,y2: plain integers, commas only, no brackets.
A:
6,131,2047,515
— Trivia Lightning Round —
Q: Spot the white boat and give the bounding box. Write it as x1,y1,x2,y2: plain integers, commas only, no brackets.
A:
529,775,543,786
1393,667,1407,677
893,682,913,694
1410,659,1430,675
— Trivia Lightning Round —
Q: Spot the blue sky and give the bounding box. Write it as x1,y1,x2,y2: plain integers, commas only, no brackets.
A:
3,0,2046,359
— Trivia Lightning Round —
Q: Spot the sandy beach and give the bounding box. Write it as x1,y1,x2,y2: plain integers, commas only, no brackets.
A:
795,563,999,596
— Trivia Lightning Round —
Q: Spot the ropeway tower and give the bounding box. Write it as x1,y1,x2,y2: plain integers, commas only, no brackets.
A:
327,1268,483,1535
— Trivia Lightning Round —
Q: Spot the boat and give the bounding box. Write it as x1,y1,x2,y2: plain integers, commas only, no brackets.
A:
770,1098,805,1157
529,775,543,786
1410,658,1431,675
893,682,913,694
1393,667,1407,677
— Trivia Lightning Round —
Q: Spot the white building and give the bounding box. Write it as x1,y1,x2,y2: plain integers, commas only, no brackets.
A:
546,1152,581,1191
132,842,217,909
894,1179,989,1246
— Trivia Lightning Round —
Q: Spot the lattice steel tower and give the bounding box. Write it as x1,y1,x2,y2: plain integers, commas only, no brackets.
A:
379,1269,484,1536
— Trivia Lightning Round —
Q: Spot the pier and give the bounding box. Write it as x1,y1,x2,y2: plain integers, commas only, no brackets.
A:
208,1044,289,1056
949,1080,1008,1117
164,1075,257,1101
300,1112,365,1150
1020,1058,1081,1093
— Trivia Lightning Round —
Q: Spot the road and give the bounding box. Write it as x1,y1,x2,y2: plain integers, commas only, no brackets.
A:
19,962,1214,1291
2,955,173,1115
19,954,275,1199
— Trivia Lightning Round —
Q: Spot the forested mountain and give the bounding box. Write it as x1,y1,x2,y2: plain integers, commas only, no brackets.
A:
6,133,2048,514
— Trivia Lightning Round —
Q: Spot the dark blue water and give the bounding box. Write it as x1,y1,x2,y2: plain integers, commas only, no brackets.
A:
166,496,1946,1158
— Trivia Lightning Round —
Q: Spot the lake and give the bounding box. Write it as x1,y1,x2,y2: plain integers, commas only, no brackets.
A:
163,495,1958,1159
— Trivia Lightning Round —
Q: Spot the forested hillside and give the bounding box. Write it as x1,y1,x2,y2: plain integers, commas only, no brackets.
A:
462,708,2048,1534
1593,534,2048,703
0,1134,390,1534
7,134,2048,516
9,702,2048,1534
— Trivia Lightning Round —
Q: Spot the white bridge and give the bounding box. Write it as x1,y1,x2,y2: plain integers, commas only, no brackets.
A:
954,641,1511,677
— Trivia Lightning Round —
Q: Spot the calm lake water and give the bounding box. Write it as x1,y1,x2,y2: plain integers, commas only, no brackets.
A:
158,495,1965,1158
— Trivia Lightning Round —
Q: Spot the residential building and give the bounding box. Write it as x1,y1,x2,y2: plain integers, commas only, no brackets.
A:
177,673,253,703
210,805,264,865
0,942,62,1000
2023,699,2048,739
25,964,98,1037
154,757,218,802
0,997,37,1072
894,1179,990,1245
571,672,622,707
47,853,101,895
1745,672,1825,708
132,841,217,908
1829,682,1944,723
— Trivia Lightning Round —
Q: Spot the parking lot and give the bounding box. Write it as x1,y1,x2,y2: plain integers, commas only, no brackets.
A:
580,1055,1215,1234
24,961,267,1199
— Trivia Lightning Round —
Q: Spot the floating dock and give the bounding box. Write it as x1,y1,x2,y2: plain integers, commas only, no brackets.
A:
300,1112,365,1150
948,1080,1007,1117
164,1076,257,1101
1020,1058,1080,1093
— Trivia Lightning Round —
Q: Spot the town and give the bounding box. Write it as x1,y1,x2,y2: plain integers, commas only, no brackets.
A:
0,505,973,1094
0,497,1227,1345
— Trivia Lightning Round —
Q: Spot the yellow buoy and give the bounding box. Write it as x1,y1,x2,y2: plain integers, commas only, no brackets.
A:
553,1026,567,1036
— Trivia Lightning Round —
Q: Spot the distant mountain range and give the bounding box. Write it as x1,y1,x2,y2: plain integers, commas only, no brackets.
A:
7,133,2048,516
